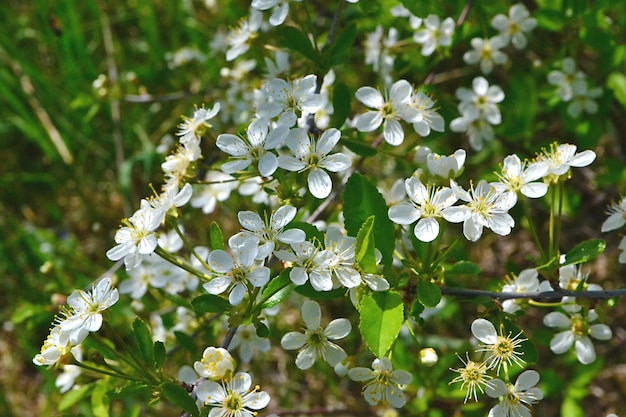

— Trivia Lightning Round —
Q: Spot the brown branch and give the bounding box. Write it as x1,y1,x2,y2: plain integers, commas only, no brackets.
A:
440,286,626,301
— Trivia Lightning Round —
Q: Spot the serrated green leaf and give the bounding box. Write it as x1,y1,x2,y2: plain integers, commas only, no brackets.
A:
343,173,395,266
59,384,91,411
133,318,154,367
210,221,225,250
417,280,441,308
356,216,377,274
160,382,199,417
154,341,166,369
191,294,232,314
562,239,606,265
258,270,294,310
91,378,110,417
278,26,319,62
331,81,351,128
359,291,404,358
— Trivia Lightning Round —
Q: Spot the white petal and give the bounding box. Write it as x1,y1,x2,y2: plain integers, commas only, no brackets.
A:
302,300,321,329
308,168,332,199
348,367,374,382
281,332,307,350
575,336,596,364
208,250,234,273
471,318,498,344
258,152,278,177
355,111,383,132
321,341,347,366
515,370,540,390
355,86,384,108
229,283,247,305
388,203,421,225
322,153,352,172
216,134,248,156
317,128,341,155
277,155,306,171
295,346,317,369
203,277,231,295
415,217,440,242
325,318,351,339
383,118,404,146
589,324,612,341
543,311,570,328
248,267,270,287
550,331,575,354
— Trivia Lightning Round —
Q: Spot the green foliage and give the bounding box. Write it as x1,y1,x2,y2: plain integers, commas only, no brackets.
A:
562,239,606,266
358,291,404,358
160,383,199,417
355,216,377,274
343,173,395,267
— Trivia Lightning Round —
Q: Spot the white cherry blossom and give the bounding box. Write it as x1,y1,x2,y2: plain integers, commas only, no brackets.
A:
463,37,508,75
60,277,120,345
281,300,351,369
492,154,549,207
226,9,263,61
388,177,457,242
205,240,270,305
537,143,596,182
426,149,466,179
413,15,455,56
410,90,445,137
602,197,626,232
486,370,543,417
444,180,515,242
229,205,306,259
257,75,325,126
544,305,612,364
195,372,270,416
277,128,351,199
348,357,413,408
491,3,537,49
216,118,289,177
193,346,234,380
354,79,420,146
191,171,238,214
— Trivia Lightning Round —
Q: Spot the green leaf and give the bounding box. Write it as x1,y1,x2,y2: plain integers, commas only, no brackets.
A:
561,397,584,417
286,221,323,242
256,322,270,338
535,9,567,31
278,26,319,62
417,280,441,308
59,384,91,411
133,318,154,367
343,173,395,267
331,81,351,128
607,72,626,111
174,331,196,353
191,294,232,314
400,0,442,16
562,239,606,265
326,23,357,67
359,291,404,358
210,221,225,250
258,270,294,310
160,382,199,417
295,282,346,300
82,334,120,361
91,378,110,417
342,138,377,157
154,341,166,370
409,299,425,321
445,260,481,276
356,216,377,274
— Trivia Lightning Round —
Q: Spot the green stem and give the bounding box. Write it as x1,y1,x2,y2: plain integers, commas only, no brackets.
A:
102,324,160,385
155,246,212,282
73,360,144,382
521,198,546,262
172,220,212,273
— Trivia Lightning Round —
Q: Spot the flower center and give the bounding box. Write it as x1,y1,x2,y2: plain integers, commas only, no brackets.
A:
224,390,244,411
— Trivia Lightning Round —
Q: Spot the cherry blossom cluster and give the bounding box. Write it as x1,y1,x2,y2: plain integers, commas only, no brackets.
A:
451,318,543,417
548,57,603,118
388,143,595,243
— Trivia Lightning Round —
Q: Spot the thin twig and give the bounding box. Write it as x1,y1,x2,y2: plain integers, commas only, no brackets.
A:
440,286,626,301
